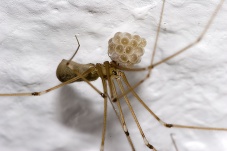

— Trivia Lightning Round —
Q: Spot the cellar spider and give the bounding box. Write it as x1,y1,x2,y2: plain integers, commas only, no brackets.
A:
0,0,227,150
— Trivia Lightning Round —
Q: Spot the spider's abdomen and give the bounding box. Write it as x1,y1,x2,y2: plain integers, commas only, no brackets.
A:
108,32,147,67
56,59,99,82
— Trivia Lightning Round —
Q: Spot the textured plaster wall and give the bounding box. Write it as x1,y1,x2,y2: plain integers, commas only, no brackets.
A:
0,0,227,151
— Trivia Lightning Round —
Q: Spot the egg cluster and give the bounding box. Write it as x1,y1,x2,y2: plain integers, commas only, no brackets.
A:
108,32,147,67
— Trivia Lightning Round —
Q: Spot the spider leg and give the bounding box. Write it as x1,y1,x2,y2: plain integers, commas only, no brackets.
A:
153,0,224,68
118,0,224,72
0,68,93,97
105,62,135,150
113,0,224,101
116,77,157,151
121,72,227,131
110,76,135,151
170,133,179,151
149,0,165,76
96,64,108,151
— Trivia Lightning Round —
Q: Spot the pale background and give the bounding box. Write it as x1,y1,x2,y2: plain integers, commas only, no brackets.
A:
0,0,227,151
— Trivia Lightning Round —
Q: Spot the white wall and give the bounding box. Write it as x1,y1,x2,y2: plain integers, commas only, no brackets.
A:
0,0,227,151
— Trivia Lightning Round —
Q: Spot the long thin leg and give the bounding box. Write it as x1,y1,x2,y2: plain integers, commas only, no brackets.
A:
116,77,157,151
104,61,135,150
153,0,224,68
113,0,224,101
170,134,179,151
117,0,224,72
0,68,93,97
107,93,136,151
121,72,227,131
110,76,135,151
149,0,166,77
96,64,108,151
0,34,103,97
104,62,115,100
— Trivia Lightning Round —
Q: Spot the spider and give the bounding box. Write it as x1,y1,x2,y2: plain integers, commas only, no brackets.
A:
0,0,226,151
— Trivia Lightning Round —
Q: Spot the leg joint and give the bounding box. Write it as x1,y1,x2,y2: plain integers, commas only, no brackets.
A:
100,93,107,98
32,92,40,96
165,123,173,128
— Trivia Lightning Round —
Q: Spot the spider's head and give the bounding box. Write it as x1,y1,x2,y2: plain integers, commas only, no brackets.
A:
108,32,147,67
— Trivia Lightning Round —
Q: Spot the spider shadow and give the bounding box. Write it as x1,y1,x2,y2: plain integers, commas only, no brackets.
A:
55,85,117,136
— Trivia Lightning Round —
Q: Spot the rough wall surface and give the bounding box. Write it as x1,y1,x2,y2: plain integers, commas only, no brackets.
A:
0,0,227,151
